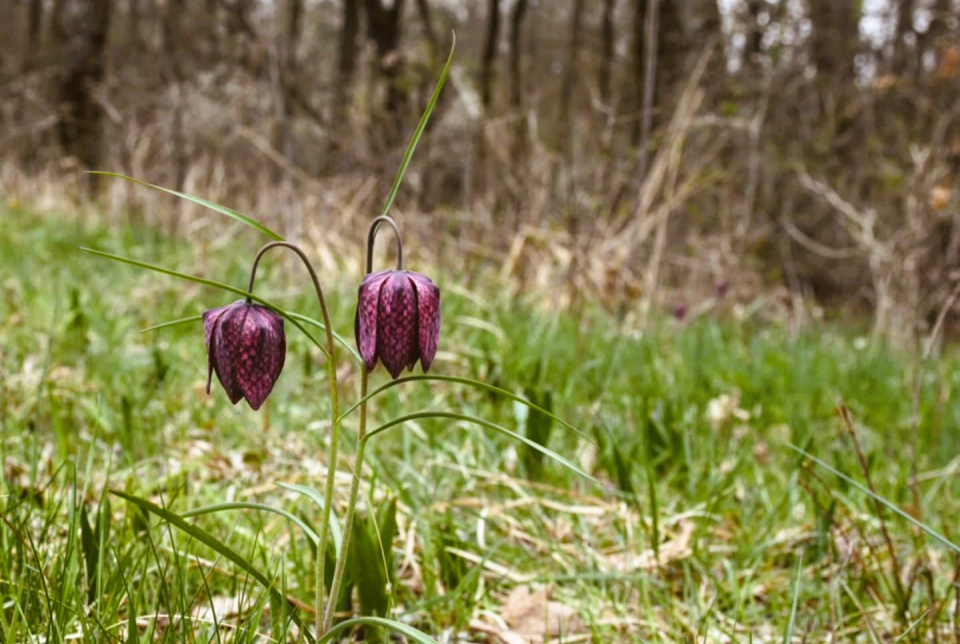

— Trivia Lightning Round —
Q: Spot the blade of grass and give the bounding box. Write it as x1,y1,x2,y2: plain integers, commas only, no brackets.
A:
276,482,344,558
138,311,361,363
317,616,439,644
140,315,203,333
378,34,455,220
365,410,596,483
89,172,283,241
790,444,960,555
110,490,314,643
338,374,594,445
180,502,320,545
784,551,803,644
81,247,329,359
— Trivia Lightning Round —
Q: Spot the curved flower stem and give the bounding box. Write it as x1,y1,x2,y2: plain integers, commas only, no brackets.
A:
247,241,340,637
366,216,404,273
322,368,368,631
322,217,401,630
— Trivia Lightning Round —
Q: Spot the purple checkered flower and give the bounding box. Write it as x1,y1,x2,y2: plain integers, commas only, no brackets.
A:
355,270,441,379
203,301,286,410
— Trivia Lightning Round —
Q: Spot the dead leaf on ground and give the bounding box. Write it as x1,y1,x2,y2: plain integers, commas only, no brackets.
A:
483,585,583,644
606,519,695,572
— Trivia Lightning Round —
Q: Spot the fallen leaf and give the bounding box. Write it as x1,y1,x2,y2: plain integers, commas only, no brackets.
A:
495,585,584,644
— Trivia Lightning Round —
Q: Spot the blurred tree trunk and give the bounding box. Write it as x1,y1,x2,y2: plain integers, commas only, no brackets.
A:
559,0,586,226
657,0,687,103
808,0,860,82
334,0,360,128
276,0,302,162
559,0,585,154
163,0,186,194
23,0,43,73
414,0,439,54
509,0,528,161
745,0,764,67
630,0,647,145
473,0,500,198
599,0,616,104
480,0,500,111
363,0,408,146
55,0,113,189
893,0,915,74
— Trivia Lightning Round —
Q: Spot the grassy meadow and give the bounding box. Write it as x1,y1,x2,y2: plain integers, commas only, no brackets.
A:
4,201,960,642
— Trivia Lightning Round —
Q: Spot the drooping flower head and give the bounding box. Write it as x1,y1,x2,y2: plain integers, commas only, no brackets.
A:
204,300,286,410
355,216,441,379
356,270,440,378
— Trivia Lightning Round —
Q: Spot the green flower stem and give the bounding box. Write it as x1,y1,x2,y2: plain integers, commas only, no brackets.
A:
246,242,340,637
322,368,368,632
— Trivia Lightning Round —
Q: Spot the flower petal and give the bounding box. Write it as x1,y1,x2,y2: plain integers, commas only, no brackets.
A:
377,272,418,379
356,270,391,371
408,272,441,372
237,306,285,410
203,304,231,395
212,303,247,404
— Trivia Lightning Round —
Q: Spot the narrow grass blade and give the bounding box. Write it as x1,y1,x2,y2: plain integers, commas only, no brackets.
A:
81,247,329,359
180,502,320,544
784,552,803,644
276,482,343,557
892,611,928,643
317,616,439,644
339,374,594,445
109,490,313,642
378,34,455,220
287,312,362,364
140,310,361,364
365,411,596,483
89,172,283,240
141,315,203,333
790,444,960,555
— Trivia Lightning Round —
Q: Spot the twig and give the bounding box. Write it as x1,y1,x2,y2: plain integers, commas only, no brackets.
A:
837,400,908,621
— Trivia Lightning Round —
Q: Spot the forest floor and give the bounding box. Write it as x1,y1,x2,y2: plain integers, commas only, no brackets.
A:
4,202,960,643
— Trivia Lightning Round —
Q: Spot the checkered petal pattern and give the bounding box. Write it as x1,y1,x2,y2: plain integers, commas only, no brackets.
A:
203,300,286,410
354,270,442,379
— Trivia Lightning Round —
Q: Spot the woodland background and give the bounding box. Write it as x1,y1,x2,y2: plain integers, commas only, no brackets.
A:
2,0,960,337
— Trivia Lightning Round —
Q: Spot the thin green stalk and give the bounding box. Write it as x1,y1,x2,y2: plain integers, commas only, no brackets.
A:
245,242,340,636
323,368,368,631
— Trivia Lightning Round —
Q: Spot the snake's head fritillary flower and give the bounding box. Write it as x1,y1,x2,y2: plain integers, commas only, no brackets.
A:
355,270,441,379
203,300,286,410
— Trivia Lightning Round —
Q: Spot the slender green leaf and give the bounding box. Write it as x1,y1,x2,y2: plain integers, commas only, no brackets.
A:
784,552,802,644
339,374,594,445
81,247,329,359
109,490,314,642
317,616,439,644
348,509,392,617
892,612,929,643
89,172,283,240
790,444,960,555
365,411,596,483
378,35,455,220
288,313,362,364
140,310,361,364
141,315,203,333
276,482,343,557
180,502,320,545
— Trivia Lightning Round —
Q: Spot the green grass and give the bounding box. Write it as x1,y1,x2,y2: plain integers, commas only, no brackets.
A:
4,202,960,642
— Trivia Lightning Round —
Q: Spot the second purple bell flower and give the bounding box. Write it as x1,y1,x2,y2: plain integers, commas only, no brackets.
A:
355,270,441,378
204,300,286,410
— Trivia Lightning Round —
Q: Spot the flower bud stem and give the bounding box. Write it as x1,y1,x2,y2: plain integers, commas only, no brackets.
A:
322,219,401,631
366,216,404,273
322,368,368,631
246,241,340,637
